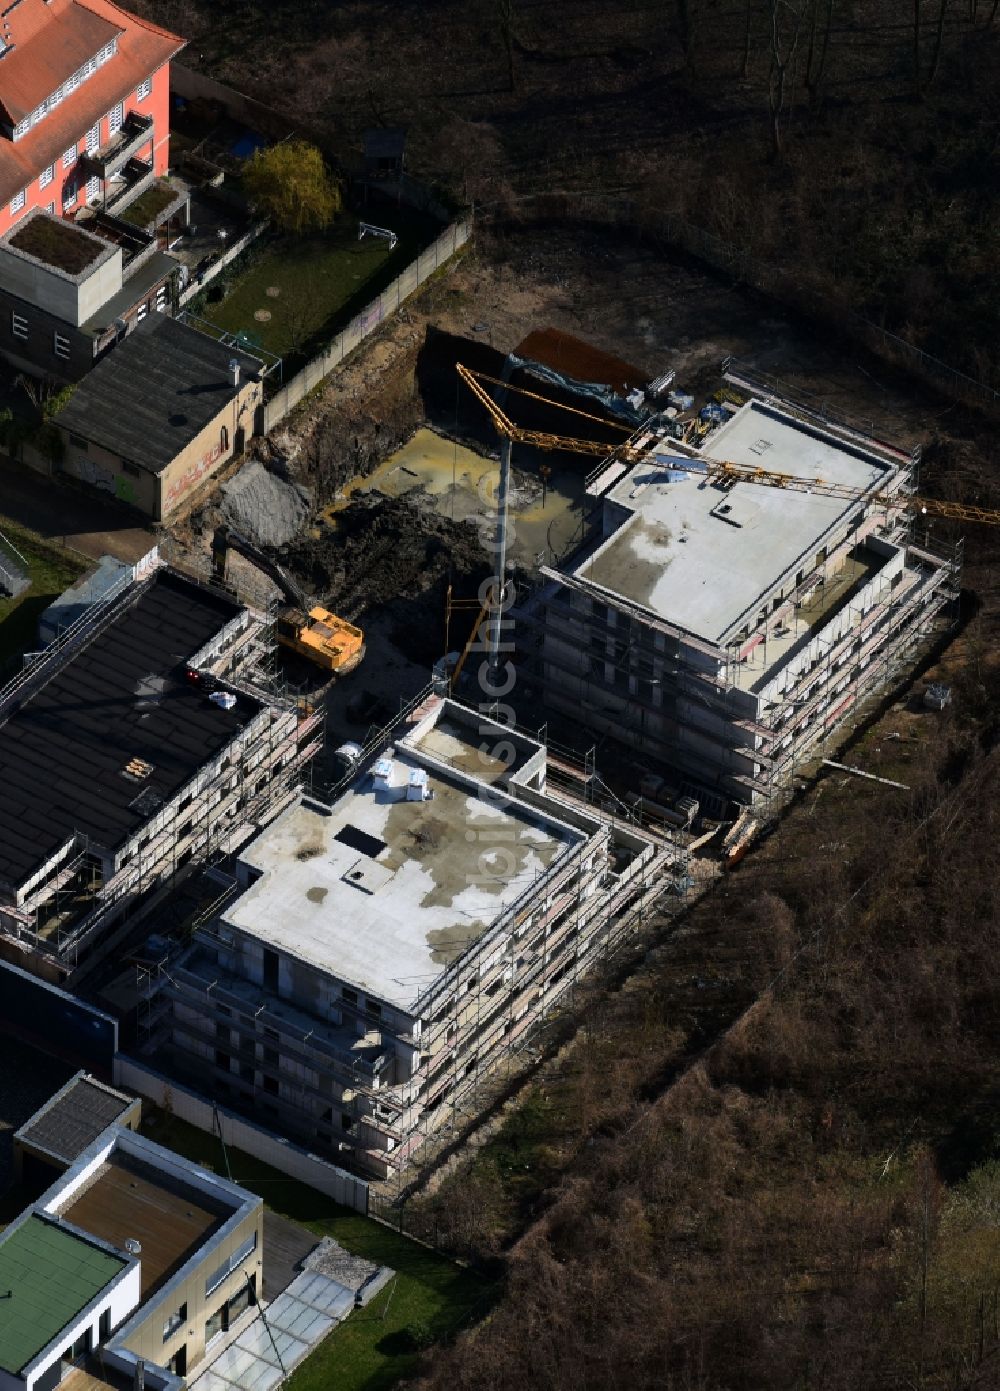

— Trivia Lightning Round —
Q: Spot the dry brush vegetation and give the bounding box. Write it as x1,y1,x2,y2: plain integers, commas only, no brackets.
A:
406,576,1000,1388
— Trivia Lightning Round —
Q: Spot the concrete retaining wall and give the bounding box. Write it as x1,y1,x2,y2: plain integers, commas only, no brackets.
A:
114,1055,370,1214
263,217,471,430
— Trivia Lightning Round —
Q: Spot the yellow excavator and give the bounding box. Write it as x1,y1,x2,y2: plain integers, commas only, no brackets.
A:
212,527,365,677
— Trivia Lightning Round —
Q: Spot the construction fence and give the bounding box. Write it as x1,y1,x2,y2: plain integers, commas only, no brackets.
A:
114,1055,370,1214
262,218,471,432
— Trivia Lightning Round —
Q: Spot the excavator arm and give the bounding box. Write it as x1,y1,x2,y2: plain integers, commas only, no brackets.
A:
211,527,308,609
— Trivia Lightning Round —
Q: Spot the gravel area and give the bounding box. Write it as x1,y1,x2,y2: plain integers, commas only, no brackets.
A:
220,459,312,549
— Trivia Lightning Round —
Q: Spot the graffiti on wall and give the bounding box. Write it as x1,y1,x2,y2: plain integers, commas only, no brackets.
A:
164,439,225,512
68,454,136,504
72,455,115,495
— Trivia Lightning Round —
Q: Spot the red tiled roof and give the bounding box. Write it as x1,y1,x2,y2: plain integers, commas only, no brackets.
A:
0,0,183,205
0,0,121,125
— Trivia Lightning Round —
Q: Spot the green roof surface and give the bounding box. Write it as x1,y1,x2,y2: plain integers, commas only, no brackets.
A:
0,1215,125,1374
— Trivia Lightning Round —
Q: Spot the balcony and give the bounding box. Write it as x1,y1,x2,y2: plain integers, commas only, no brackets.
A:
81,111,154,178
104,159,154,218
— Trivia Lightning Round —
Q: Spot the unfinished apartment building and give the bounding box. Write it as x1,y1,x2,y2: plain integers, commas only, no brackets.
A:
145,698,669,1180
0,556,322,984
527,386,960,810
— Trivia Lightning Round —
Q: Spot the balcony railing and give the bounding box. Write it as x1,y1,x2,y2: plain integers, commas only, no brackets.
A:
82,111,153,177
105,158,154,217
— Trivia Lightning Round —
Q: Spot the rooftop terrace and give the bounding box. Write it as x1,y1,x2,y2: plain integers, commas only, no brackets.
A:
57,1151,232,1298
224,741,583,1011
578,401,896,646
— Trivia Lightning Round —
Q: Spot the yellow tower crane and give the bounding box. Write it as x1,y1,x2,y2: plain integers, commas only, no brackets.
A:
449,360,1000,691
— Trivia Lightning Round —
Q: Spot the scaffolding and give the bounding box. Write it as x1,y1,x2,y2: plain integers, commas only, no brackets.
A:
510,493,961,820
136,689,687,1190
0,560,326,982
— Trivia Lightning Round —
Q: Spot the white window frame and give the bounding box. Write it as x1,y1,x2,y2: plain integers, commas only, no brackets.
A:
39,164,54,190
53,332,71,360
155,284,169,312
62,178,77,209
136,302,149,321
86,123,100,154
11,312,28,340
108,102,124,136
136,78,152,102
62,145,77,169
9,188,25,214
86,175,101,203
13,119,29,140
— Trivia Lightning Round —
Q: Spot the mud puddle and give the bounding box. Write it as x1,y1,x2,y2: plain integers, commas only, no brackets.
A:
318,427,588,570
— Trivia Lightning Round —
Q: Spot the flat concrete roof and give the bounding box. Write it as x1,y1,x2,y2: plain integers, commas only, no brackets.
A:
577,401,894,646
224,748,583,1011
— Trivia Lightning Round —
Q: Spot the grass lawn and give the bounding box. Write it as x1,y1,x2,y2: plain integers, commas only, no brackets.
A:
140,1108,494,1391
0,518,86,672
196,208,436,368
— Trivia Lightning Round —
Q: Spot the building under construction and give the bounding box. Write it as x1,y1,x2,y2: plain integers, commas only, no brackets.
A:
0,553,322,984
143,698,679,1181
520,375,961,812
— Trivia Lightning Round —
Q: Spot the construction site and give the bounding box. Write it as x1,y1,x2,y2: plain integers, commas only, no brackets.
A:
0,224,985,1202
138,698,679,1180
0,552,324,985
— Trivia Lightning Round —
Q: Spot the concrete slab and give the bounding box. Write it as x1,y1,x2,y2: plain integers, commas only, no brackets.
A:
225,744,583,1009
578,401,896,645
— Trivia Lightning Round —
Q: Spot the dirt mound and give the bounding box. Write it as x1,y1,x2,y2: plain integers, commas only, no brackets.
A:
281,491,492,664
220,459,312,548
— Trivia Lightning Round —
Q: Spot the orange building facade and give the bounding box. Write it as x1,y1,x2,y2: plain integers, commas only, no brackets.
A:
0,0,183,239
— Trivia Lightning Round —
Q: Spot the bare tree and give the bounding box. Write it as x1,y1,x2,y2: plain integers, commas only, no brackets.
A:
497,0,517,92
912,0,949,98
766,0,806,160
675,0,698,72
803,0,834,106
740,0,755,79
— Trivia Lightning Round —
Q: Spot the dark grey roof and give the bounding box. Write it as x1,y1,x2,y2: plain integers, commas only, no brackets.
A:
0,568,261,891
54,314,263,475
82,250,178,338
15,1074,131,1165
